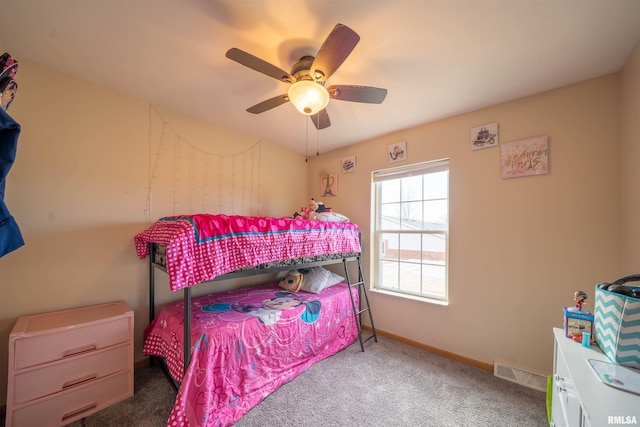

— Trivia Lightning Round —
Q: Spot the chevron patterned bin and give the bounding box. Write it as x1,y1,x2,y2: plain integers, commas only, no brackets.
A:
593,284,640,369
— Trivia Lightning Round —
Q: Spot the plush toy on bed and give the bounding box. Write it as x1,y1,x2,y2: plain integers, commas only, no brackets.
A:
278,270,304,292
292,198,329,221
292,198,351,222
311,198,328,213
293,206,314,221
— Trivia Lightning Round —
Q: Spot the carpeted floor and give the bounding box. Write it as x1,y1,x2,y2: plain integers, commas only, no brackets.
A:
4,335,549,426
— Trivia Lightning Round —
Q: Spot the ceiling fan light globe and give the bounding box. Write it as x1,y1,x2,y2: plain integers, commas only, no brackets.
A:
287,80,330,115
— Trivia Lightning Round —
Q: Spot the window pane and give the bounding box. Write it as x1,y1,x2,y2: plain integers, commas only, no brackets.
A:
421,233,446,298
423,200,448,229
399,233,420,262
401,175,422,202
422,233,446,259
380,180,401,203
424,170,448,199
400,201,423,230
421,262,446,298
381,259,399,289
398,261,421,294
380,233,399,261
381,203,400,229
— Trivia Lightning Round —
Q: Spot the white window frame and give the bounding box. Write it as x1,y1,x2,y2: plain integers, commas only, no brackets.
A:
371,159,449,303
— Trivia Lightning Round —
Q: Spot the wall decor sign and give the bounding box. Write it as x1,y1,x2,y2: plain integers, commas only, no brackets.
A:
320,173,338,196
471,122,498,150
388,141,407,163
500,136,549,179
342,155,356,173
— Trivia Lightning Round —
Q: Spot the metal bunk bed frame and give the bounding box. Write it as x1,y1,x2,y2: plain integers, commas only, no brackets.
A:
147,241,377,389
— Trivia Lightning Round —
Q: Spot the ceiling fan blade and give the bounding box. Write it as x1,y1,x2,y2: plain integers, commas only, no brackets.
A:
310,23,360,82
246,94,290,114
226,48,293,83
327,85,388,104
310,109,331,130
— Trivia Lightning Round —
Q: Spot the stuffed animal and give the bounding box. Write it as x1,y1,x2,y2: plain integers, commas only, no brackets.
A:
278,270,304,292
292,198,330,220
313,198,328,213
292,206,312,220
307,199,318,221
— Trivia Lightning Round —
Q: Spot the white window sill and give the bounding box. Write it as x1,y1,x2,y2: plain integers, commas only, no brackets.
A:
370,288,449,306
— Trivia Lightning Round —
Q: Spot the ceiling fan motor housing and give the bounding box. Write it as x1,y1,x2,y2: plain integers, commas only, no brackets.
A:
290,56,324,82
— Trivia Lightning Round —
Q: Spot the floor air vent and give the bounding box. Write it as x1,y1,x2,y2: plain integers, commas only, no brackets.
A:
493,361,547,392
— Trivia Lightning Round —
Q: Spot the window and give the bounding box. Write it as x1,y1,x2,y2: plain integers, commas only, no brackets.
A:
372,159,449,302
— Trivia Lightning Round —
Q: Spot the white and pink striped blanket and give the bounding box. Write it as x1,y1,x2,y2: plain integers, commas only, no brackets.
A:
143,282,359,427
134,214,361,291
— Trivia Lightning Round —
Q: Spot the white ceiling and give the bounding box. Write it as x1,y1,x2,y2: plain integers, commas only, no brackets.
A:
1,0,639,155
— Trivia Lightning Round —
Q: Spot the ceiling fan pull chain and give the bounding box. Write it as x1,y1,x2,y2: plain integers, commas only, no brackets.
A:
305,115,309,163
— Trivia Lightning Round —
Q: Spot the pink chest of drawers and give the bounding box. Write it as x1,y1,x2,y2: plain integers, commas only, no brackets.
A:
6,301,134,427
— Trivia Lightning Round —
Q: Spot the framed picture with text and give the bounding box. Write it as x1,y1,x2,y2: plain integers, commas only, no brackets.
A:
500,136,549,179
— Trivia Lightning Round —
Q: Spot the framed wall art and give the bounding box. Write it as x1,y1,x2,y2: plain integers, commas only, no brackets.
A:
500,136,549,179
471,122,498,150
342,155,356,173
388,141,407,163
320,173,338,196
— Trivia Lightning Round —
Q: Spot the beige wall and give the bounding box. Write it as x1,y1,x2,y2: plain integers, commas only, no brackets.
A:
621,41,640,273
0,60,309,405
309,73,625,376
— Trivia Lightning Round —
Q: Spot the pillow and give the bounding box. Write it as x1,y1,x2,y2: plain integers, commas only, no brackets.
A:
315,212,350,222
299,266,345,294
326,271,346,287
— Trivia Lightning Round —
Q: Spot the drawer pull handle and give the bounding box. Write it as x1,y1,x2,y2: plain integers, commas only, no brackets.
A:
62,373,98,389
62,344,97,358
62,403,97,421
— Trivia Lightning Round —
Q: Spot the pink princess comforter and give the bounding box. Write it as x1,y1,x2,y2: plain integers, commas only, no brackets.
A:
134,214,361,291
144,282,359,427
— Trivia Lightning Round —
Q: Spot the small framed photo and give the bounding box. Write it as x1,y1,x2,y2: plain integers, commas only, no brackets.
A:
388,141,407,163
471,122,498,150
342,155,356,173
320,173,338,197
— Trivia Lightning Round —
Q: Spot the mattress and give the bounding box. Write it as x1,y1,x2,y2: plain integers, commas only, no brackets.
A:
143,281,359,426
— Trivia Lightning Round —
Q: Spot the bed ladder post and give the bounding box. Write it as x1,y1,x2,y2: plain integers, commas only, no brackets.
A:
184,287,192,374
149,243,156,367
343,256,377,352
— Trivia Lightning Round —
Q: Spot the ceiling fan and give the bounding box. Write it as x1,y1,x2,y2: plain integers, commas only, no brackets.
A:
225,23,387,130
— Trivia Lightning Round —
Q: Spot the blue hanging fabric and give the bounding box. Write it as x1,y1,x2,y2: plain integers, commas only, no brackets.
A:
0,107,23,258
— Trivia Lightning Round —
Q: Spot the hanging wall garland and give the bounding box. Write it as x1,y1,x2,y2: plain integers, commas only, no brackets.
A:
145,105,262,222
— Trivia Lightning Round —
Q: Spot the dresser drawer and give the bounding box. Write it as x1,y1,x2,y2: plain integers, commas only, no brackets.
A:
12,316,131,370
10,369,132,427
12,342,130,405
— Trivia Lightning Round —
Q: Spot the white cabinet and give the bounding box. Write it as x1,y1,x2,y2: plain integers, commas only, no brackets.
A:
551,328,639,427
6,301,134,427
552,334,584,427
